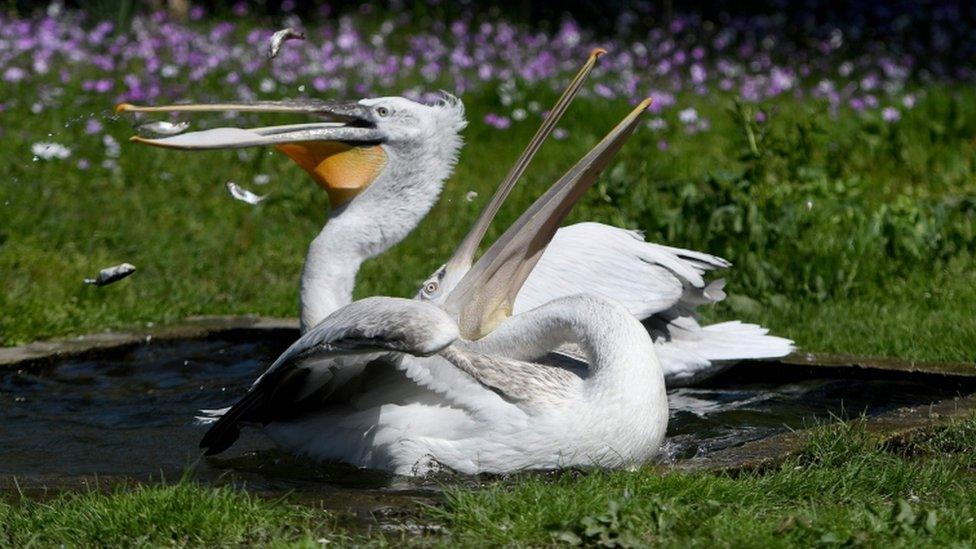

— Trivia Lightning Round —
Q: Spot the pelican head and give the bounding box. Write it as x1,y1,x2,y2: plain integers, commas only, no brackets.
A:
118,94,467,332
116,95,466,208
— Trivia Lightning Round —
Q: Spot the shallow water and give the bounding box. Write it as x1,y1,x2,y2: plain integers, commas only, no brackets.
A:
1,336,971,493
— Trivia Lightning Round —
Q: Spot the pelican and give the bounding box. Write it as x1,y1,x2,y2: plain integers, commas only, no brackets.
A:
117,51,791,385
195,101,666,474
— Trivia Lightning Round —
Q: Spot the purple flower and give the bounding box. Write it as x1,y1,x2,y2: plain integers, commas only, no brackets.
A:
3,67,26,83
0,2,963,150
657,139,669,151
882,107,901,122
646,118,667,131
646,90,675,113
770,68,794,92
84,118,103,135
483,113,511,130
594,83,614,99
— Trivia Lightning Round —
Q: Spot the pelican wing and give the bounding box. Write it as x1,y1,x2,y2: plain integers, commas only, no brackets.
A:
513,222,793,384
199,297,457,455
515,222,729,319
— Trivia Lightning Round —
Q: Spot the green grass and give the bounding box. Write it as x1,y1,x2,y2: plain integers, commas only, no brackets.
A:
707,255,976,362
0,481,338,547
6,416,976,547
433,416,976,547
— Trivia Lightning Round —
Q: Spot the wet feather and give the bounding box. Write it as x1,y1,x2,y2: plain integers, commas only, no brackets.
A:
268,28,305,59
225,181,268,205
84,263,136,286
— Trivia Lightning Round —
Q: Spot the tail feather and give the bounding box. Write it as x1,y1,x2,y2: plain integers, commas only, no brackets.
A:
653,317,794,386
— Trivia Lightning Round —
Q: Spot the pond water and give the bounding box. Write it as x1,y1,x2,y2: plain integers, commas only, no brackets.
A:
1,335,972,496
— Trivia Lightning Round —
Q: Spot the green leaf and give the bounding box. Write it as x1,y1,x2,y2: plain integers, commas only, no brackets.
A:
924,510,938,534
553,531,583,545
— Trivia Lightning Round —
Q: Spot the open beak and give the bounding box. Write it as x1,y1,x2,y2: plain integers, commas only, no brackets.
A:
116,99,388,205
442,48,606,282
115,100,385,149
444,98,651,340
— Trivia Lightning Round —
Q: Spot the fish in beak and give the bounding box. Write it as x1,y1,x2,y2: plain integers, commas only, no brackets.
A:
116,100,389,206
444,98,651,340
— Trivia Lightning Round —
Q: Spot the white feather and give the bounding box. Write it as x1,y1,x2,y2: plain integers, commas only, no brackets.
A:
261,295,667,475
516,222,794,383
203,296,667,475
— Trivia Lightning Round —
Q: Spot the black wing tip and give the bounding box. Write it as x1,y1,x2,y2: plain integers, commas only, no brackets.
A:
199,424,240,456
196,353,305,457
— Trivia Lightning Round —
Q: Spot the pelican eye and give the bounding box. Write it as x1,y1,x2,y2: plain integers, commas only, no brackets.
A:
423,281,438,295
376,106,391,117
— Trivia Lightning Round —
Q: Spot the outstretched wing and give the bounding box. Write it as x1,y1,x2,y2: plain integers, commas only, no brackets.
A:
199,297,458,455
513,222,793,383
514,222,729,319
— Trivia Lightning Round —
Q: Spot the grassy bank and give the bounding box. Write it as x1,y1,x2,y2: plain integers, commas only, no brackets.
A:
0,482,338,547
436,416,976,546
5,416,976,546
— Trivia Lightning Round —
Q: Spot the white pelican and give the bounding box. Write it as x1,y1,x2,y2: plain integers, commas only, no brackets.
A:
195,101,667,474
118,94,467,332
117,52,791,385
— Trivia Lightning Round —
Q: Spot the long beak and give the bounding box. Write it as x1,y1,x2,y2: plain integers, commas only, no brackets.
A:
116,99,369,118
117,99,390,206
115,100,385,149
444,98,651,340
126,124,385,149
441,48,606,283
